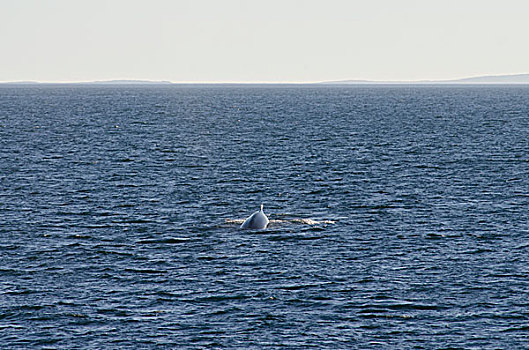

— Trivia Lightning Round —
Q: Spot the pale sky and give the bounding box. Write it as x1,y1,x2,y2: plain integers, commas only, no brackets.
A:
1,0,528,83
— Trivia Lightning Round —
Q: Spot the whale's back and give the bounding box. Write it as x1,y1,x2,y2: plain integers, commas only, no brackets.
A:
240,209,269,229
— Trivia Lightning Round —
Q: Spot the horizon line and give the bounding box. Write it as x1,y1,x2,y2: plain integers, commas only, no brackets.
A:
2,73,529,85
0,80,317,85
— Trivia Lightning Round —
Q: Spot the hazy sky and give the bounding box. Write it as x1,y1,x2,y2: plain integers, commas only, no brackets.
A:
1,0,528,82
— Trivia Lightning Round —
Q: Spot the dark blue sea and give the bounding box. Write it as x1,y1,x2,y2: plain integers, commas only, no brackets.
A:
1,84,529,349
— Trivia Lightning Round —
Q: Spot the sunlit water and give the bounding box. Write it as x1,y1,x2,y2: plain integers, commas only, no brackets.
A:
1,85,529,348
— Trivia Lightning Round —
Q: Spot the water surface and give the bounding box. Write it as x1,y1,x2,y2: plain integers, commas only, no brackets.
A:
1,85,529,348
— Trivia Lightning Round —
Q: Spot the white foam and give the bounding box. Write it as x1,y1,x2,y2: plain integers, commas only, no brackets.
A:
225,217,335,226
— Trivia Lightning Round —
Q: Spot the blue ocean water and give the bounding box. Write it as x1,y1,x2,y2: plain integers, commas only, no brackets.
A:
1,85,529,348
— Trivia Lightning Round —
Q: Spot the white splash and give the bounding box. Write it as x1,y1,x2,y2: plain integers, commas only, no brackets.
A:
224,217,335,226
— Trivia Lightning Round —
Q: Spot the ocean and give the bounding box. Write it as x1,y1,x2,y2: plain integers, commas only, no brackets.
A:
1,84,529,348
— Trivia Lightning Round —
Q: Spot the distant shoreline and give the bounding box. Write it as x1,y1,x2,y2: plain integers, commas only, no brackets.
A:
320,73,529,85
2,74,529,85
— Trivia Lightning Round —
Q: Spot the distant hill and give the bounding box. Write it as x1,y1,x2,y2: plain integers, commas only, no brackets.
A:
321,74,529,84
3,75,529,85
453,74,529,83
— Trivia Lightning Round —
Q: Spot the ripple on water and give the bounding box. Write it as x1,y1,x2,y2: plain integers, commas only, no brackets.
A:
2,85,529,348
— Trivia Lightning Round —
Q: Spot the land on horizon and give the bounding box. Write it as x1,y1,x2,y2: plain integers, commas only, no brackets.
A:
321,73,529,84
2,74,529,85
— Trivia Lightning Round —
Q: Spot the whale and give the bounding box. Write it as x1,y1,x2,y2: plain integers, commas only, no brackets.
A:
240,204,269,229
